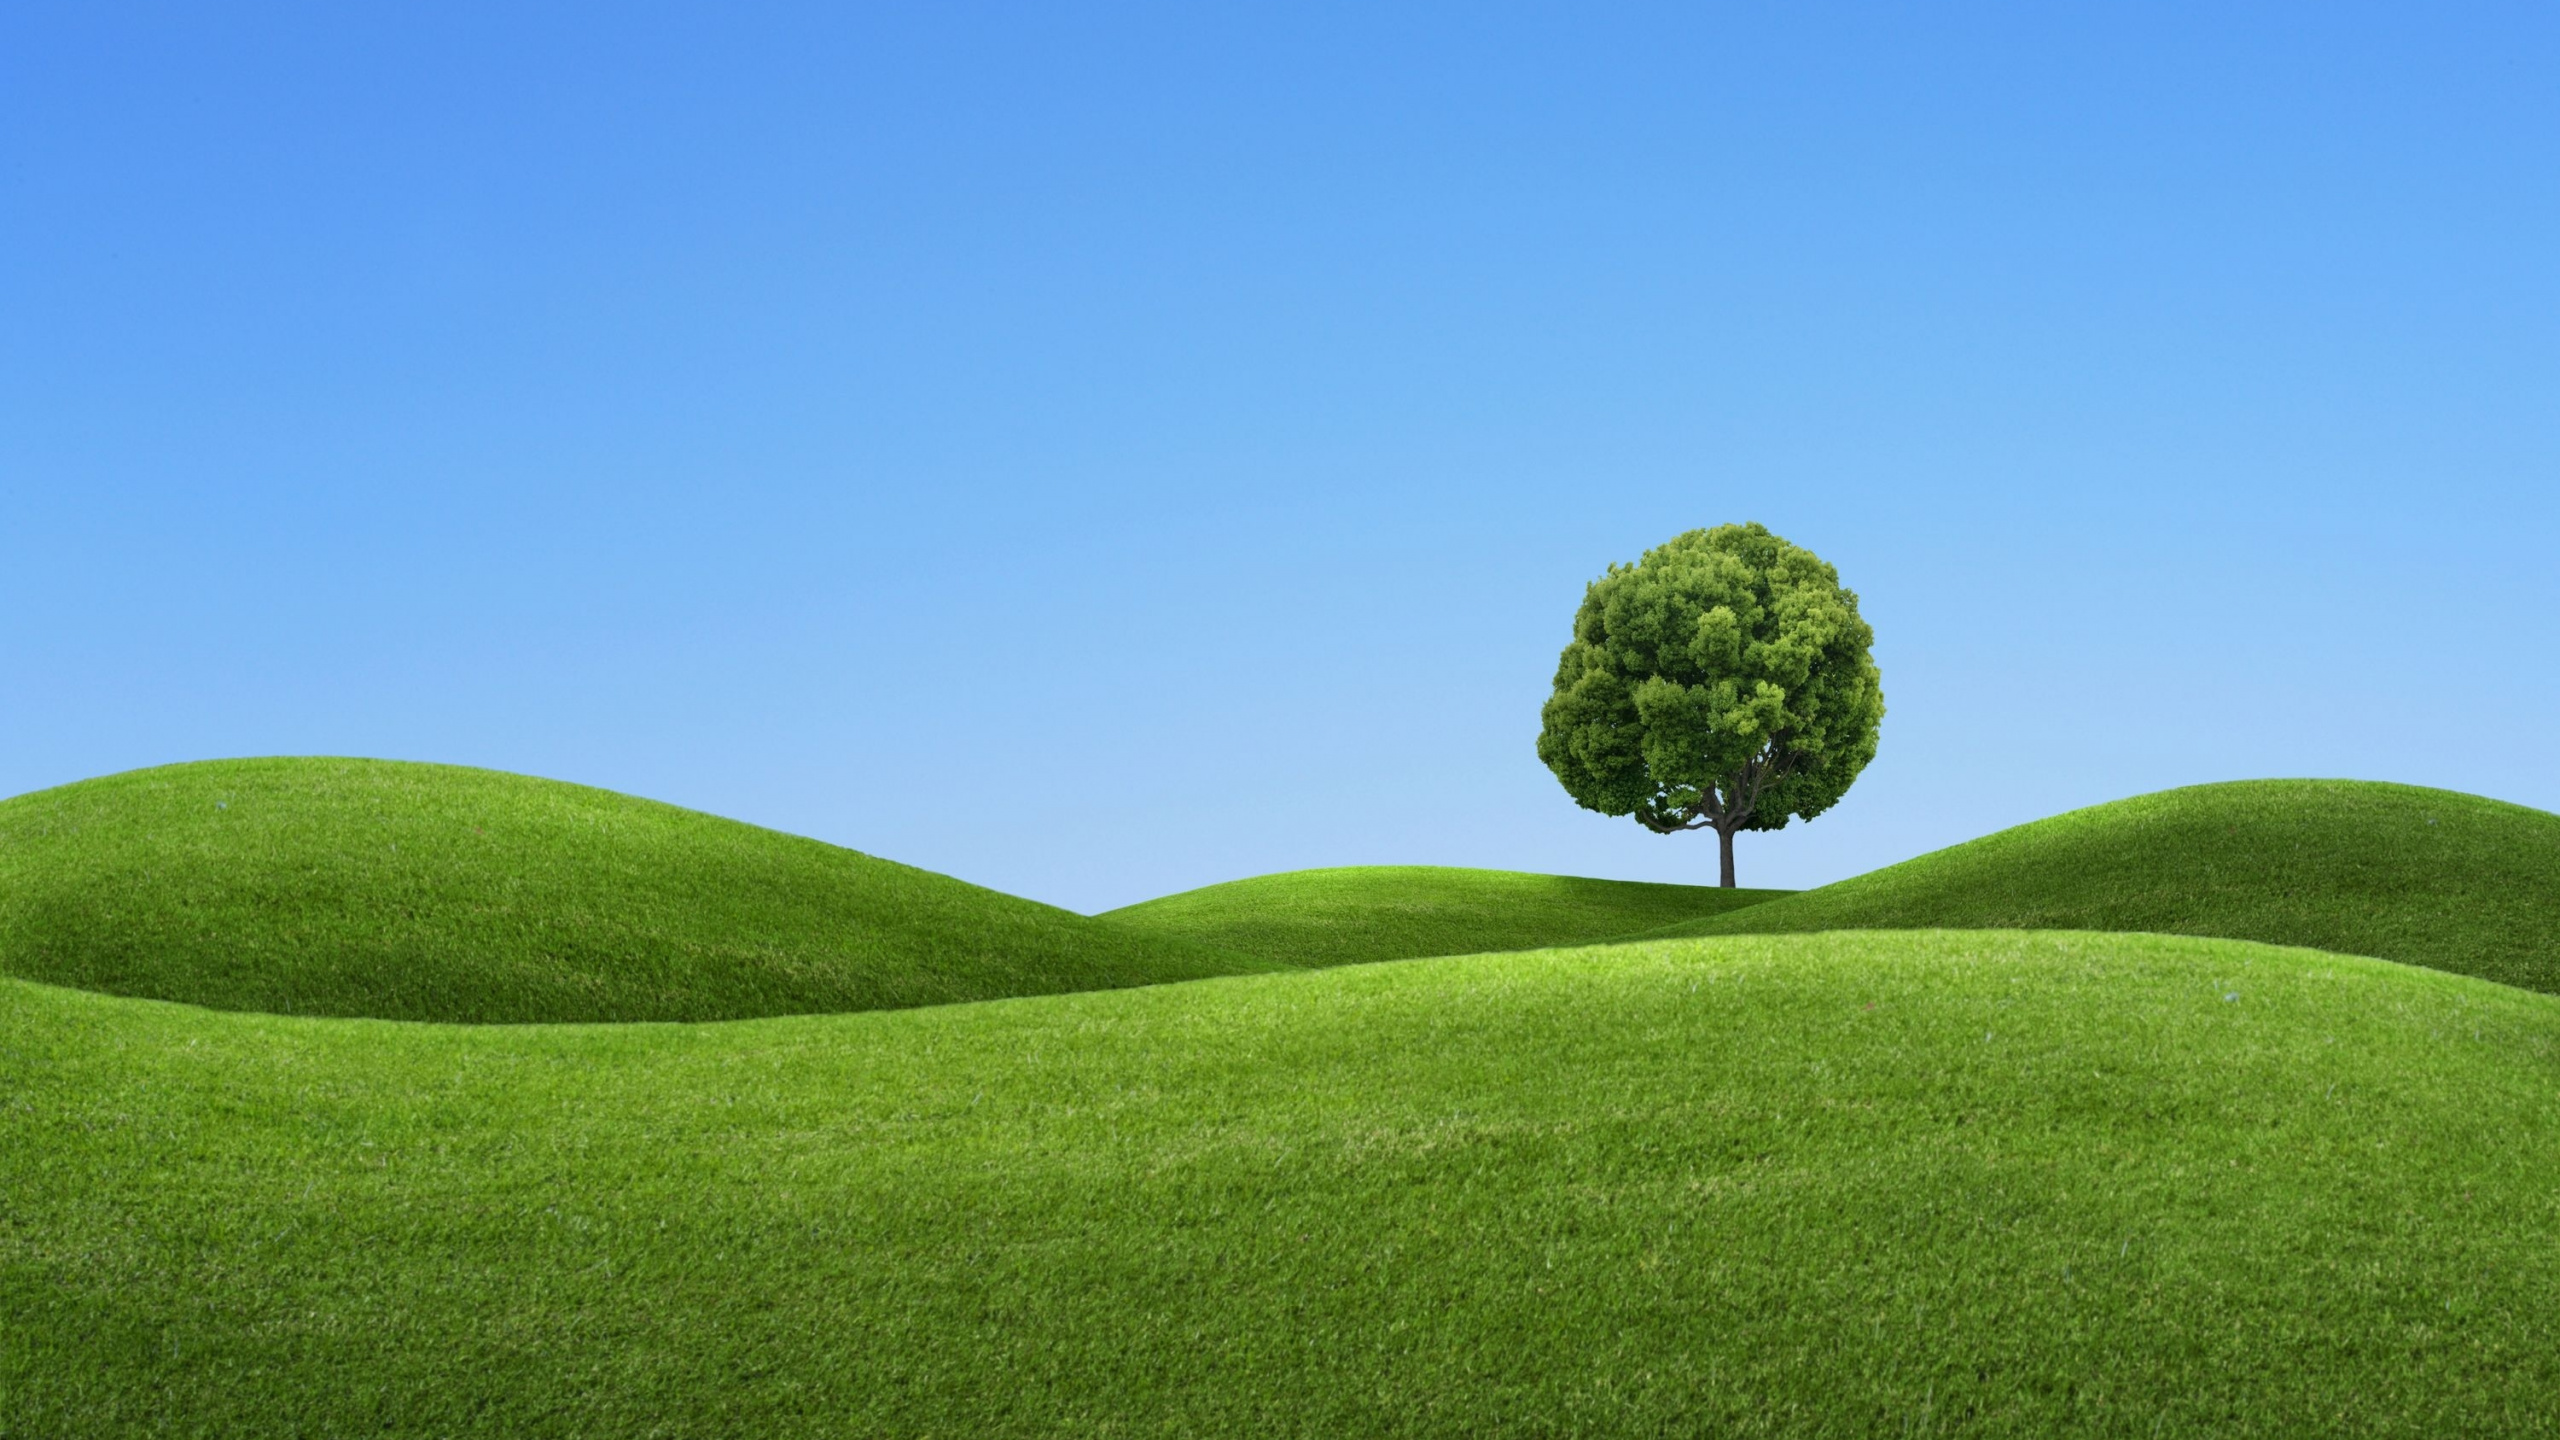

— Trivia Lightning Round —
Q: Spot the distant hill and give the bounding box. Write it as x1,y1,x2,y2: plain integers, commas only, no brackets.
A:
1653,779,2560,992
0,757,1279,1023
1101,864,1784,966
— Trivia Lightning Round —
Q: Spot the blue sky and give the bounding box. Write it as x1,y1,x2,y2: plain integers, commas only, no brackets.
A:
6,3,2555,910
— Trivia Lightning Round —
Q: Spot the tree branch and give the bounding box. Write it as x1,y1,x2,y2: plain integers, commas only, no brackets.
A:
1709,737,1799,834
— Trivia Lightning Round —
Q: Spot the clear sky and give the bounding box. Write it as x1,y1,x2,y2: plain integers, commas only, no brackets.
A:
6,4,2555,911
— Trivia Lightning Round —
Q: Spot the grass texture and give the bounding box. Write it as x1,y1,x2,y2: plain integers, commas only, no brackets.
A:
10,929,2560,1436
1101,864,1786,966
0,758,1276,1024
1658,780,2560,993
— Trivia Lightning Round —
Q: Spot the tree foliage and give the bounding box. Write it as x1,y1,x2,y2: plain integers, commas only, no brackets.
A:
1536,523,1883,884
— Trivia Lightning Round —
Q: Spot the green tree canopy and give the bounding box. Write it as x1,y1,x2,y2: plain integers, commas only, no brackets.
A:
1536,523,1884,886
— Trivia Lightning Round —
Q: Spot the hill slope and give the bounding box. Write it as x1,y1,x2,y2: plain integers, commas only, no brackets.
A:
1652,779,2560,993
10,930,2560,1436
1100,864,1785,966
0,758,1278,1023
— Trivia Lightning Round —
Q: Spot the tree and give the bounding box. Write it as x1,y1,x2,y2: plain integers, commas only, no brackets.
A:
1536,523,1883,887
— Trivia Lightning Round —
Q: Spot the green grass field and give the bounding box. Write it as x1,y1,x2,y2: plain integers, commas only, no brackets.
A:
1656,779,2560,993
1101,864,1785,966
0,758,1276,1024
10,930,2560,1436
12,763,2560,1435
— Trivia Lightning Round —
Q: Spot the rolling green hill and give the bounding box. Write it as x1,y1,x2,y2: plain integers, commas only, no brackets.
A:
1100,864,1785,966
10,930,2560,1436
0,758,1279,1023
1652,779,2560,994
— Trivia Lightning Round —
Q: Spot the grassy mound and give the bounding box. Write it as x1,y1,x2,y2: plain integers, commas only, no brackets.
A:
11,930,2560,1435
1654,779,2560,993
0,758,1277,1023
1101,864,1785,966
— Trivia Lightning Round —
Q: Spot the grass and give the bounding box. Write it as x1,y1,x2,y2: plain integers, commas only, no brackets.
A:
1100,864,1786,966
10,928,2560,1436
0,758,1279,1024
14,765,2560,1433
1651,779,2560,993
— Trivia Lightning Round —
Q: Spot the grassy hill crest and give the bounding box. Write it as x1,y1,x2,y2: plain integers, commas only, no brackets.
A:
1655,779,2560,993
1101,863,1785,967
0,757,1279,1023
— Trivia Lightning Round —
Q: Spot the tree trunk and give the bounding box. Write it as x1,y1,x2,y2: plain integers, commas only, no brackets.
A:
1717,826,1737,888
